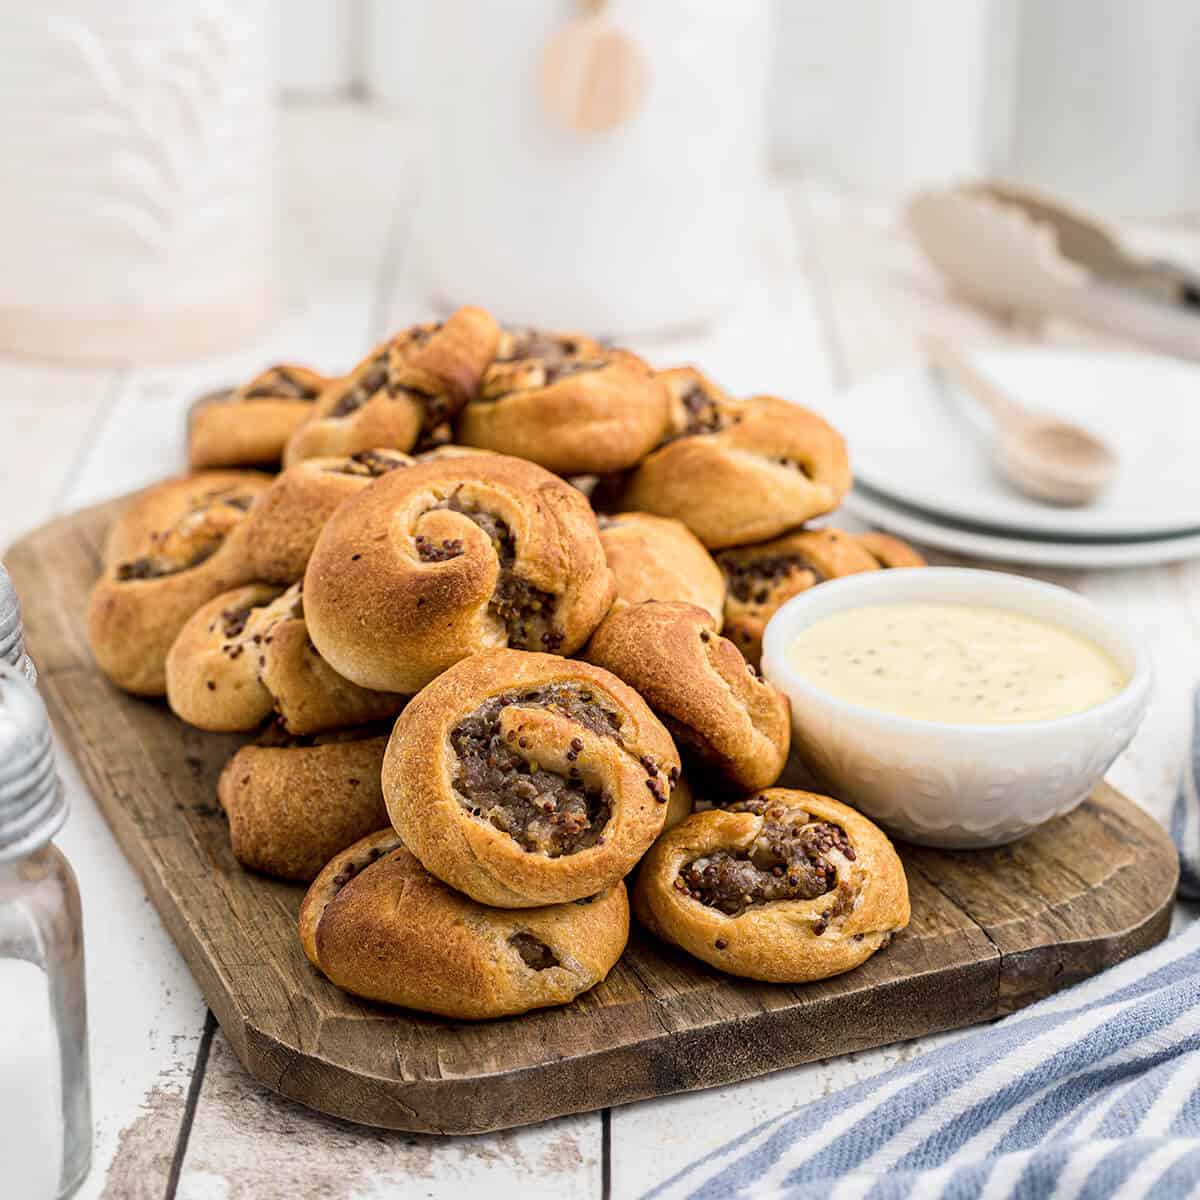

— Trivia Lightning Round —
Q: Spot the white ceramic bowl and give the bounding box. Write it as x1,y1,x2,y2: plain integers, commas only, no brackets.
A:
761,568,1152,848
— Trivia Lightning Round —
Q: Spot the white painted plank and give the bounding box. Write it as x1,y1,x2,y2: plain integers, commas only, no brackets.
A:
61,283,377,514
175,1031,601,1200
0,364,118,551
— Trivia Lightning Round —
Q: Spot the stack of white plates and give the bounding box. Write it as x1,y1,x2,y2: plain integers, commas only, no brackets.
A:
834,347,1200,569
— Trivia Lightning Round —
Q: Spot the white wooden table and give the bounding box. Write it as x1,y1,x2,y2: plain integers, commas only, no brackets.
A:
3,104,1197,1200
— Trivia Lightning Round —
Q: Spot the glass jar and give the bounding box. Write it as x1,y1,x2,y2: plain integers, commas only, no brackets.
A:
0,562,36,682
0,663,91,1198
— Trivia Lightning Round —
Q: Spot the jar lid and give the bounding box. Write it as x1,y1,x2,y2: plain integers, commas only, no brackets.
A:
0,663,66,861
0,564,34,683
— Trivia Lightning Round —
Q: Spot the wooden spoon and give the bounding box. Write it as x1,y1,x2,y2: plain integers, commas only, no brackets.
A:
540,0,649,135
925,338,1117,507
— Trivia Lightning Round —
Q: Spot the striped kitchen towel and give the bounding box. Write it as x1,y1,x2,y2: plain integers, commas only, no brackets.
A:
1171,687,1200,903
647,690,1200,1200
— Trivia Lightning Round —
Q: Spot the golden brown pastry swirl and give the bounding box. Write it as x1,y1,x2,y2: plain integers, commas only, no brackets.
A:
633,788,909,982
220,725,392,882
383,649,680,907
298,830,630,1019
303,452,615,693
86,471,272,695
598,511,725,627
458,328,671,475
189,364,328,469
165,582,406,733
284,306,500,463
619,369,852,549
585,600,790,794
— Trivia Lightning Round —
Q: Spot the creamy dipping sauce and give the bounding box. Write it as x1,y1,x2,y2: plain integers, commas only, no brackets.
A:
787,603,1128,725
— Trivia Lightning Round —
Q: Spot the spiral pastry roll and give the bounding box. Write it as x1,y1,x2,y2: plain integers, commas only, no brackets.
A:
633,789,909,982
383,650,680,907
854,532,928,569
166,583,406,733
304,453,615,693
87,471,272,695
189,364,328,469
598,512,725,628
457,328,671,476
219,725,392,882
284,306,500,464
239,448,414,583
586,601,790,794
718,528,923,666
299,830,629,1019
620,373,851,549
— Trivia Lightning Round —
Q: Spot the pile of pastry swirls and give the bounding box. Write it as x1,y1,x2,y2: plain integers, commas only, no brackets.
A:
86,308,920,1020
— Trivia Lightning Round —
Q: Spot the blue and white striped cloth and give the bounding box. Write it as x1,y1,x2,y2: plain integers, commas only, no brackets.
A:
649,690,1200,1200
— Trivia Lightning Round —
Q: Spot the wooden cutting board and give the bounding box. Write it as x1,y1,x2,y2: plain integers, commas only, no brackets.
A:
6,497,1179,1135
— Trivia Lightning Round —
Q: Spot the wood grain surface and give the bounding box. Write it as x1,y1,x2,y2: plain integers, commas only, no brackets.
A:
8,496,1179,1136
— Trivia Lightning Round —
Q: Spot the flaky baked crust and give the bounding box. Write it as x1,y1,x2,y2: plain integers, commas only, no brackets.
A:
219,729,391,882
458,329,671,475
718,528,884,666
383,650,679,907
599,512,725,627
189,365,328,469
304,453,615,693
633,789,909,982
299,830,629,1019
240,449,414,583
166,583,407,733
284,307,500,464
586,601,790,794
620,385,852,549
87,471,273,695
854,532,928,569
656,366,739,439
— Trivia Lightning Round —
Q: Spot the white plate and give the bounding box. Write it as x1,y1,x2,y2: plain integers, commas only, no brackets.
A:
837,347,1200,540
844,486,1200,569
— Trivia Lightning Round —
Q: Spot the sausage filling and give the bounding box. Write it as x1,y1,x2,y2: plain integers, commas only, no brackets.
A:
326,449,410,477
509,932,560,970
450,684,620,856
329,352,389,419
676,798,854,917
241,366,321,402
420,492,563,651
671,382,738,440
329,836,402,895
480,330,609,400
720,552,824,608
497,330,585,363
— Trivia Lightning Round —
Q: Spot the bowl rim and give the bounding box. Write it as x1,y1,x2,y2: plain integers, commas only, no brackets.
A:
760,566,1153,738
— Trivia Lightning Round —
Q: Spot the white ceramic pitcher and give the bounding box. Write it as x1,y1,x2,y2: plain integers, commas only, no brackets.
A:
411,0,776,338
